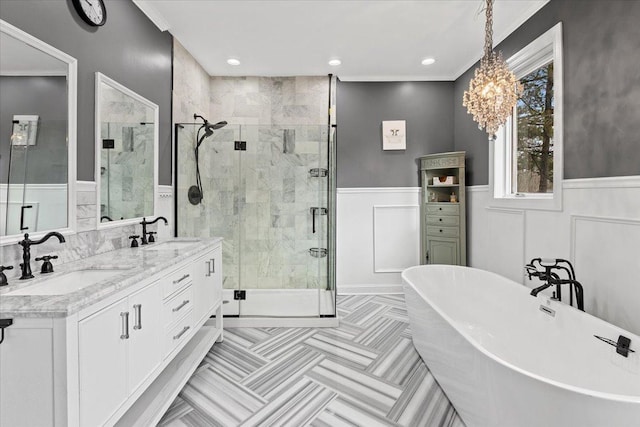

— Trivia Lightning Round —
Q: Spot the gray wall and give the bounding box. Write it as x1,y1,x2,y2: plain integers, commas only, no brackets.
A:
0,0,173,184
1,76,68,184
454,0,640,185
337,81,454,188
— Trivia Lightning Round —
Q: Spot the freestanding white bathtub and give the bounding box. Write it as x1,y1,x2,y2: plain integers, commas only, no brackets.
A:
402,265,640,427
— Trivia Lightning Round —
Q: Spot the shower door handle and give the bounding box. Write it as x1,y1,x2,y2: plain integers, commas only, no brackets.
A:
20,205,33,231
310,207,328,234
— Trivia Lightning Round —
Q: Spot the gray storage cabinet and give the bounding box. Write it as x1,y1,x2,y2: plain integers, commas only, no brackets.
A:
419,151,466,266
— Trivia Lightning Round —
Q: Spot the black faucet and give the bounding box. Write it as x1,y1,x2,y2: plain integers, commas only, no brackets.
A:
18,232,66,280
530,282,553,297
525,258,585,311
140,216,168,245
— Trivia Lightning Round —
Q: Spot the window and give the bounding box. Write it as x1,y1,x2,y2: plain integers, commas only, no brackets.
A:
491,23,563,210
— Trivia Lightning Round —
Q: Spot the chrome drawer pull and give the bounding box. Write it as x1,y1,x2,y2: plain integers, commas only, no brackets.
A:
173,326,190,340
172,300,190,312
173,274,190,285
120,312,129,340
133,304,142,330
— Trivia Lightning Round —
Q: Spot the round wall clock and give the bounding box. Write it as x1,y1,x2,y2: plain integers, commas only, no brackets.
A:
72,0,107,27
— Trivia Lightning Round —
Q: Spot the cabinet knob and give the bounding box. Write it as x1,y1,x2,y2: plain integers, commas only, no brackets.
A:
439,218,442,222
440,229,443,233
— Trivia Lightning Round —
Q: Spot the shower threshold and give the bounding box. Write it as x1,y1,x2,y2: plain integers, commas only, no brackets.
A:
221,289,337,328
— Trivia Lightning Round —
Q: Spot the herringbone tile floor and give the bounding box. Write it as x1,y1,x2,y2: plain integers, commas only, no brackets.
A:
158,294,465,427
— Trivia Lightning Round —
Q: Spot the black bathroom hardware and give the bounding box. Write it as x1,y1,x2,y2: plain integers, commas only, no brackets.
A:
140,216,168,245
309,168,328,177
0,266,14,287
17,232,66,280
0,318,14,345
525,258,585,311
310,207,328,233
190,115,228,205
100,215,113,222
234,290,246,300
148,231,157,243
234,141,247,151
129,235,140,247
594,335,634,358
19,205,33,231
35,255,58,274
309,248,328,258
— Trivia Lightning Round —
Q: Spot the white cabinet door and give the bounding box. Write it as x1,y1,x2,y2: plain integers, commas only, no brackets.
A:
193,246,222,324
128,282,162,394
78,299,129,427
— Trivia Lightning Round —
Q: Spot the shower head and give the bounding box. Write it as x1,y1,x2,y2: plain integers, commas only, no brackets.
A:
197,120,228,147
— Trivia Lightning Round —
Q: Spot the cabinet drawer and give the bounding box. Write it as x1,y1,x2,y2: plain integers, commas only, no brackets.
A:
426,204,459,216
163,285,194,327
426,215,459,226
163,264,193,298
427,225,459,238
164,310,194,357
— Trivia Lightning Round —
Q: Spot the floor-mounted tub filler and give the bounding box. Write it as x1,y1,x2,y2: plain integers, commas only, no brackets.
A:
402,265,640,427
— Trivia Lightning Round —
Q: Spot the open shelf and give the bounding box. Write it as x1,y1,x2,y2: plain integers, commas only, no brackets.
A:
115,325,222,427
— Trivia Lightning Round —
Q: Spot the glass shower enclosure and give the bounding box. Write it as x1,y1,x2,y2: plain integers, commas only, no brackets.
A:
175,123,336,318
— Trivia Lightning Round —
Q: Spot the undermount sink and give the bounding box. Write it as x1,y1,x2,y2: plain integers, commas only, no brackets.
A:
141,239,200,251
4,268,131,296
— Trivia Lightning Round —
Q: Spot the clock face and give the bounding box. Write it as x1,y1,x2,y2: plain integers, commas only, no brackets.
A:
72,0,107,26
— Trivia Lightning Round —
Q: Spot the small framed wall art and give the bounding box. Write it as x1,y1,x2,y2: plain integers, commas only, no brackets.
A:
11,115,39,146
382,120,406,150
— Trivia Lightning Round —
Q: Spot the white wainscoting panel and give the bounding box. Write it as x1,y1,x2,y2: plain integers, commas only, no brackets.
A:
157,185,174,238
486,208,525,283
337,188,419,294
572,216,640,336
467,176,640,335
0,184,66,235
373,205,419,273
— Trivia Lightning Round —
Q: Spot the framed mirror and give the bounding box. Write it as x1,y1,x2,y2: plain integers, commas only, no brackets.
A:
95,72,158,228
0,20,77,244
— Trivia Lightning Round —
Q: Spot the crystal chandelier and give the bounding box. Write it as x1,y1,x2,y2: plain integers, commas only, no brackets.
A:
463,0,522,140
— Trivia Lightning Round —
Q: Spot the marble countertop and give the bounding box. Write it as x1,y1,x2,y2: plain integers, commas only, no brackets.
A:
0,238,223,318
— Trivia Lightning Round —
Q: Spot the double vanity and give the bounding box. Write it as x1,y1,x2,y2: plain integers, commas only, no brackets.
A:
0,237,223,427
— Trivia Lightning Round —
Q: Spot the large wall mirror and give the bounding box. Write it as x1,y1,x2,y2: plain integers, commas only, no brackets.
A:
95,73,158,228
0,20,77,244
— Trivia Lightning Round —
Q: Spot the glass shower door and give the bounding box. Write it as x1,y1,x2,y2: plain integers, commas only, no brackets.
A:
236,125,328,317
175,123,242,315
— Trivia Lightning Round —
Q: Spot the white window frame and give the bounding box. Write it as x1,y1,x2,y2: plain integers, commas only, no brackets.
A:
490,22,563,211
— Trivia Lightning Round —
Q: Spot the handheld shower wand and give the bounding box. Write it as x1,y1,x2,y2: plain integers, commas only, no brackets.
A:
188,114,228,205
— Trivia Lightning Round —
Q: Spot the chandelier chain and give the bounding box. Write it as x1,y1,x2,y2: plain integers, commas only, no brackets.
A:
484,0,494,58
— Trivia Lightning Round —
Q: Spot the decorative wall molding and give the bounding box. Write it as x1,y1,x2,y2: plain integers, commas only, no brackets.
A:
466,177,640,335
76,181,97,192
570,214,640,335
158,185,173,198
563,175,640,189
338,187,420,194
373,205,419,273
466,185,489,193
337,187,420,293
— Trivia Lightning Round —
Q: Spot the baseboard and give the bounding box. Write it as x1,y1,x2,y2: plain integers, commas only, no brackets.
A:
224,316,339,328
337,284,404,295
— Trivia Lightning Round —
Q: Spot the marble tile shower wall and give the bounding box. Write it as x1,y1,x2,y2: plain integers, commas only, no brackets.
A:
100,123,154,219
172,39,211,124
178,76,330,291
0,185,158,281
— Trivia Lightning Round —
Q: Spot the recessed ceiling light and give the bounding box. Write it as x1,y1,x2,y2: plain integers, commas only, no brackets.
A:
421,58,436,66
227,58,240,66
328,59,342,66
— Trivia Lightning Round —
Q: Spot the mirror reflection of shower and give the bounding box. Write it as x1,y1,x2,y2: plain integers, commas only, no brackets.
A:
189,114,227,205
